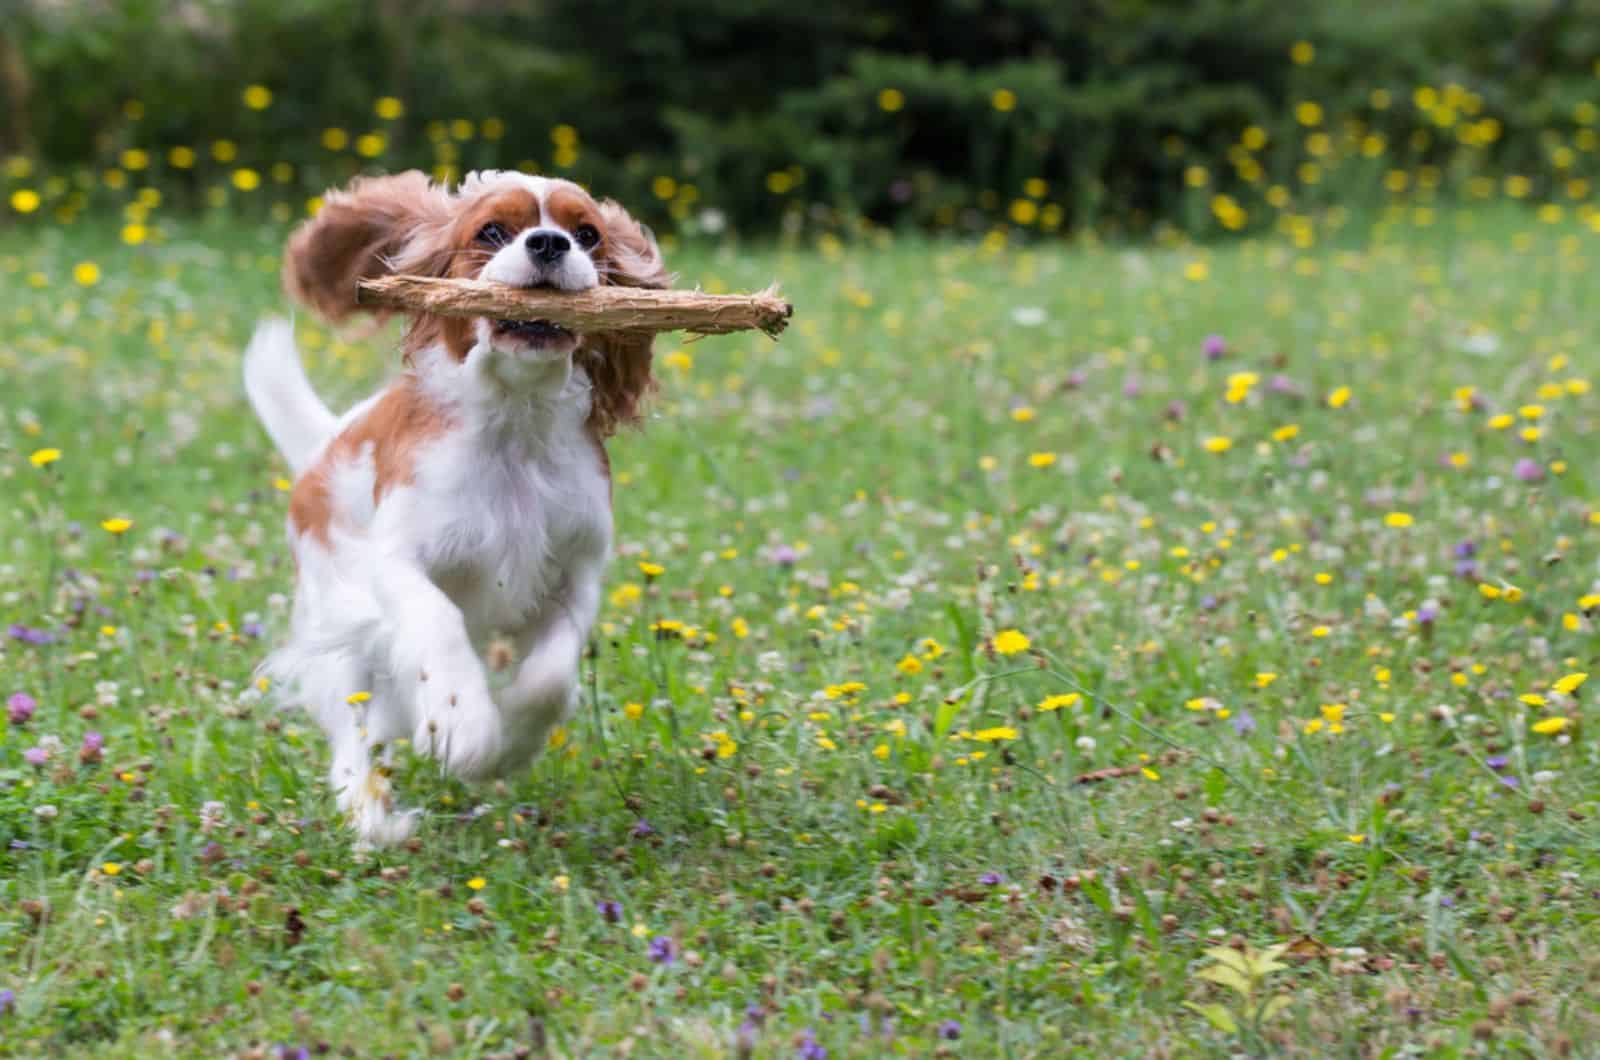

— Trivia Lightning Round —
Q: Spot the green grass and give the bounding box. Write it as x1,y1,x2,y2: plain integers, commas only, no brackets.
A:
1,209,1598,1058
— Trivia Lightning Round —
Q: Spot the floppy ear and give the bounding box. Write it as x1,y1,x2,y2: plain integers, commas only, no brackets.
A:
283,171,455,322
597,198,670,290
584,201,672,438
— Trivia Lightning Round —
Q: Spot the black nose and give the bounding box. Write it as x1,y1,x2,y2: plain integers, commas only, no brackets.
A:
526,230,570,264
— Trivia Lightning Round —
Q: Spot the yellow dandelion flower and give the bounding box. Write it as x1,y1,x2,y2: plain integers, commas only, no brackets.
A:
1141,767,1160,781
638,561,664,577
895,654,923,675
1272,424,1300,442
992,629,1030,655
375,96,405,120
1552,672,1587,695
1519,694,1547,706
1010,406,1036,422
101,517,132,535
73,262,101,286
1202,435,1233,453
1384,512,1414,528
1531,717,1570,735
1028,451,1058,468
623,702,644,720
102,862,122,876
10,188,40,214
346,691,372,705
991,88,1017,112
242,84,273,110
467,877,486,891
1327,386,1351,409
1038,693,1081,712
877,88,905,113
29,448,62,468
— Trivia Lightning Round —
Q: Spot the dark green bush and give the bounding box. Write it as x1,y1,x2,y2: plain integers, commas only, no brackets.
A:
3,0,1597,234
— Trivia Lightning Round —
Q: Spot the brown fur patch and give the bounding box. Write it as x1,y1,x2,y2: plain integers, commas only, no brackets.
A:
580,196,671,437
288,376,454,544
283,171,454,323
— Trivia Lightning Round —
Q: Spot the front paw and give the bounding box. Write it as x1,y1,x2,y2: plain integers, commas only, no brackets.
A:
413,661,504,781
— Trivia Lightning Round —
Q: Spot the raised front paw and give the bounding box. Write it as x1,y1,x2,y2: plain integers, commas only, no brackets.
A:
413,659,505,781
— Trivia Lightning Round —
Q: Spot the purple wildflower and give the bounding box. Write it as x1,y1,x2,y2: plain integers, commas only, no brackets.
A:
7,624,53,645
1416,603,1439,627
1485,755,1509,771
23,747,48,767
769,544,798,567
1199,594,1218,611
241,621,265,638
1453,558,1479,580
1231,709,1258,736
1064,369,1087,388
938,1019,962,1040
1121,377,1141,397
978,872,1002,886
797,1029,827,1060
1499,775,1521,789
1202,334,1227,360
0,988,13,1016
596,899,623,923
1513,458,1544,483
80,731,104,764
7,692,36,725
279,1046,309,1060
648,936,677,964
631,819,656,839
1452,540,1477,559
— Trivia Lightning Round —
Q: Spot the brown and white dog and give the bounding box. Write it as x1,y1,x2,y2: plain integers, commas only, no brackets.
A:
244,170,667,844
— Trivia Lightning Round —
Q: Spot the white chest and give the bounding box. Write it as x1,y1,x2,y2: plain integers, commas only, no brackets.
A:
407,428,612,637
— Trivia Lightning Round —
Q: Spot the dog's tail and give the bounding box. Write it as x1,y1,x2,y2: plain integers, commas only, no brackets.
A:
243,317,337,476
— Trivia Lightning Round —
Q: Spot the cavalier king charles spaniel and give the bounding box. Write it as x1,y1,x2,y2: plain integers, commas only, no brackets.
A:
244,170,667,844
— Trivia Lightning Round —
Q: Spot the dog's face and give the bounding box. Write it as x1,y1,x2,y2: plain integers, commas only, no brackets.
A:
450,177,613,360
282,169,669,435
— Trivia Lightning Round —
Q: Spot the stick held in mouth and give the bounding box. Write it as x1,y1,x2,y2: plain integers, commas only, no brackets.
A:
356,276,793,339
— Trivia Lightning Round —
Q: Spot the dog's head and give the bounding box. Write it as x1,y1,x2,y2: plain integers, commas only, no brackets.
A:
283,169,668,435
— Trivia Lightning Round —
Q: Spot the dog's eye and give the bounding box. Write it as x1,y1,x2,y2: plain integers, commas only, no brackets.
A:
476,221,512,247
573,224,600,249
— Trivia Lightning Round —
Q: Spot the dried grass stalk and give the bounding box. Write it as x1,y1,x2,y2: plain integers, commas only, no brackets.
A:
357,276,793,338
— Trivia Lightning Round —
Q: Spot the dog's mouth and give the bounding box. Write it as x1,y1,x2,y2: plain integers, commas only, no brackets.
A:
493,319,572,343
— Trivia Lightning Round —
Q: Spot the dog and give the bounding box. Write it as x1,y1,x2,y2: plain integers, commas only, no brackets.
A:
244,170,667,844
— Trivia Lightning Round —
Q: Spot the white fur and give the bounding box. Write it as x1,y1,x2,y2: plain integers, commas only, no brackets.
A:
245,174,616,845
243,317,338,474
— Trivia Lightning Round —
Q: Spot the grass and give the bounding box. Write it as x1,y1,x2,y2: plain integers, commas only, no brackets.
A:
1,207,1598,1058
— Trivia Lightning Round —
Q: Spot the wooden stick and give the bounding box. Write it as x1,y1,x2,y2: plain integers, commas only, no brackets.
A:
356,276,793,338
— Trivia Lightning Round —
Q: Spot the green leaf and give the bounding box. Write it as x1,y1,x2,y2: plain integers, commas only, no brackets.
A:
1258,994,1294,1023
1202,946,1251,975
1196,963,1252,996
932,695,964,741
1182,1001,1239,1034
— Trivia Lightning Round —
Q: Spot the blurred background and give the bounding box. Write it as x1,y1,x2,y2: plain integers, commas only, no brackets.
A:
2,0,1597,241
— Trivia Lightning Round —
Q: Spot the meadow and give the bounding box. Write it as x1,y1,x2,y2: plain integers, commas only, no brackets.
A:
2,203,1598,1057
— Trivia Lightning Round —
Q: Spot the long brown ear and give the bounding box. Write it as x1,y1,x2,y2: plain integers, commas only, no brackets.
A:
597,199,670,290
583,332,655,439
283,171,454,322
585,201,670,438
